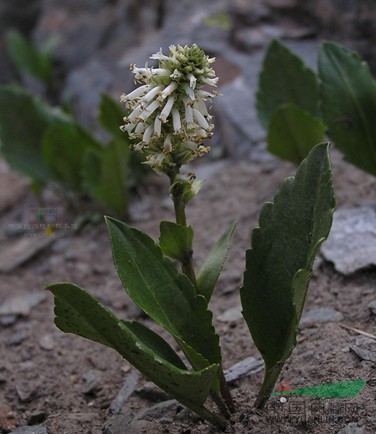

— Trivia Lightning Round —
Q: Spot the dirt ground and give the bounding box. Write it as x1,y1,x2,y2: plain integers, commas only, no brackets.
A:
0,146,376,434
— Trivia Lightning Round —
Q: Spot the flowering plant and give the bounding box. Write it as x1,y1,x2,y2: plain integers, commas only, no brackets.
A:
47,44,335,429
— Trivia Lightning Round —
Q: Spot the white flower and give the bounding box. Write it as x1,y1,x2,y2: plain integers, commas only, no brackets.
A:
120,44,217,174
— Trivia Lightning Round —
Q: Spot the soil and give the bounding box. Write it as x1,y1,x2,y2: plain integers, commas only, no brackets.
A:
0,147,376,434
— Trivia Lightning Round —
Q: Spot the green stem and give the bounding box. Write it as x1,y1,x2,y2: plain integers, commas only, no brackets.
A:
169,167,235,415
255,364,283,408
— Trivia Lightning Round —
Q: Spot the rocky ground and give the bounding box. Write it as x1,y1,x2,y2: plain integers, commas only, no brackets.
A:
0,1,376,433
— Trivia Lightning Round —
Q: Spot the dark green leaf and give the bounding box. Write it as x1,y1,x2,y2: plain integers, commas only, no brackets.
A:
319,42,376,176
197,221,236,302
106,217,221,373
98,94,126,139
42,120,100,192
257,39,320,129
0,85,67,182
5,29,52,83
267,104,327,165
159,221,194,262
240,143,335,407
82,140,129,217
47,282,218,411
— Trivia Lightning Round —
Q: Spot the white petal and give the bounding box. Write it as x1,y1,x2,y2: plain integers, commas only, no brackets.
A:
163,135,173,154
160,81,178,99
172,108,181,133
201,76,219,87
188,73,197,90
184,100,194,126
121,85,151,102
140,100,160,120
154,116,161,137
143,125,154,144
194,99,209,117
184,84,195,100
159,95,175,122
193,108,209,129
143,85,162,103
152,68,170,77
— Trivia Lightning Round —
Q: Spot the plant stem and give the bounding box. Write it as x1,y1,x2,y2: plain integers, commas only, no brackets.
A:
169,167,234,415
255,364,282,408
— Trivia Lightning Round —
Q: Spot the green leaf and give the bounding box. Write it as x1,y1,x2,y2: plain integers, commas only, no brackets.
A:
47,282,219,412
267,104,327,165
0,84,67,182
42,120,100,192
240,143,335,408
257,39,320,129
106,217,221,373
159,221,194,262
5,29,53,84
319,42,376,176
197,221,236,302
98,94,126,139
82,140,129,217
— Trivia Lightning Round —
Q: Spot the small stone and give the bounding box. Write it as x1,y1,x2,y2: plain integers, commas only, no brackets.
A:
368,300,376,315
6,330,29,346
0,236,53,273
337,422,366,434
280,397,287,403
300,308,343,328
0,292,46,317
351,337,376,362
136,400,182,422
109,371,139,414
135,382,169,403
16,382,38,403
102,413,134,434
218,306,243,323
10,425,48,434
39,334,55,351
0,314,18,326
224,357,263,383
321,206,376,275
81,370,102,395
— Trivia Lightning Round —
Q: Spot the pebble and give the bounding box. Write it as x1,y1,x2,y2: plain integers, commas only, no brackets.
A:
80,369,102,395
218,306,243,323
10,425,48,434
224,357,263,383
39,334,55,351
102,413,134,434
6,330,29,346
300,308,343,328
136,400,182,422
0,314,18,326
321,206,376,275
368,300,376,315
0,292,46,317
135,382,169,403
16,382,38,403
336,422,366,434
109,371,139,414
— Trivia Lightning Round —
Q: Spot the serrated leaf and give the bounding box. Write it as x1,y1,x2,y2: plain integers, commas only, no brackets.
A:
267,103,327,165
106,217,221,373
82,140,129,217
197,221,236,302
240,143,335,407
5,29,52,83
319,42,376,176
0,84,67,182
47,282,218,411
159,221,194,262
42,120,100,192
257,39,320,129
98,94,126,139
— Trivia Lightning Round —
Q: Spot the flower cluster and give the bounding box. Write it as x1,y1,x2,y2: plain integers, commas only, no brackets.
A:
120,44,218,174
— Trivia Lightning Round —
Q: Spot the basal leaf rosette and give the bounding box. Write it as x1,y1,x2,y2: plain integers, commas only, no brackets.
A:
120,44,218,176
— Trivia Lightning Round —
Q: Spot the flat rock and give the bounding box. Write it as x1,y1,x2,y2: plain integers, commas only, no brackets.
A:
300,308,343,328
16,382,38,403
80,369,102,395
0,236,53,273
39,334,55,351
351,336,376,362
0,292,46,317
337,422,366,434
102,413,134,434
10,425,48,434
136,400,183,422
321,206,376,275
224,357,263,383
